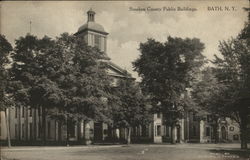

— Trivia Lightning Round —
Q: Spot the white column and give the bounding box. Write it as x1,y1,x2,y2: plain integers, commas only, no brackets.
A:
200,120,204,143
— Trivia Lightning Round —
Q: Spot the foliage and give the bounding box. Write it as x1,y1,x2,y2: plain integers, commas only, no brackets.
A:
191,68,228,116
133,37,206,124
0,35,13,110
212,37,250,120
213,35,250,148
193,19,250,148
9,34,54,108
0,35,12,66
111,79,151,129
47,33,113,123
9,33,113,123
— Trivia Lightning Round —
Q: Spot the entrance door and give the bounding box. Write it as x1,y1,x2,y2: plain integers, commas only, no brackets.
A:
221,126,226,140
94,122,103,142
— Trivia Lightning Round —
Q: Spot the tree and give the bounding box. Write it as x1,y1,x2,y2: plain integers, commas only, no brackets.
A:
111,79,151,144
212,32,250,149
10,33,113,145
10,34,56,145
43,33,113,144
0,35,13,147
9,34,58,145
133,37,206,143
191,67,229,143
0,34,13,110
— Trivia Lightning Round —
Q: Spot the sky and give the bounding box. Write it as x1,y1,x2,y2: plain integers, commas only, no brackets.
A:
1,1,249,80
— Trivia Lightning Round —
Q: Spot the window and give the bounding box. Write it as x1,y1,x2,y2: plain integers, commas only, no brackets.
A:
15,124,18,139
206,127,210,136
103,129,107,135
131,127,136,136
38,121,41,138
68,121,76,138
58,122,62,140
29,108,32,117
155,126,157,136
22,123,25,139
94,35,101,49
142,125,148,137
165,126,170,137
29,123,33,140
233,134,239,140
156,125,161,136
22,107,25,117
15,107,18,118
69,124,76,138
136,126,140,136
47,121,51,138
38,107,42,117
193,113,197,121
157,113,161,119
211,128,214,138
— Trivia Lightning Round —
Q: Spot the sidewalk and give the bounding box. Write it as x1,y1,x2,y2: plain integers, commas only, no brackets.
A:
1,143,248,151
1,144,124,151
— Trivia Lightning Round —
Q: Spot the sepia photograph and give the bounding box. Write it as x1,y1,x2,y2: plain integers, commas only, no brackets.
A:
0,0,249,160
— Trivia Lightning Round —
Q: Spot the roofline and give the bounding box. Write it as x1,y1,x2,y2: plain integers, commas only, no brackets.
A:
74,28,109,36
107,62,132,77
108,73,135,80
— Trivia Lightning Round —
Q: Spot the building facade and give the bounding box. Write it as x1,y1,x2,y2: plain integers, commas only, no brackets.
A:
183,112,241,143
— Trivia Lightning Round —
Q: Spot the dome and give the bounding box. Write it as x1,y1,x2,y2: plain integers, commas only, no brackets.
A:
77,22,108,35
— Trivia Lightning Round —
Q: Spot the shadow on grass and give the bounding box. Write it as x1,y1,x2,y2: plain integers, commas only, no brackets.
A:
209,149,250,159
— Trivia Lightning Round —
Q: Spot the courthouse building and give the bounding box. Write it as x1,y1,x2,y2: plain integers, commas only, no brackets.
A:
0,9,240,145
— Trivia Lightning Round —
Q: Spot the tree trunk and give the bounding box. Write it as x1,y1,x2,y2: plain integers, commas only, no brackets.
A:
240,113,248,149
66,115,69,146
5,108,11,148
34,106,37,141
171,124,176,144
127,127,131,145
42,107,46,145
214,118,219,144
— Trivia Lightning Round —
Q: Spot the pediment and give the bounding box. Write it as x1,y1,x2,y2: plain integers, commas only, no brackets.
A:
106,62,132,79
106,66,127,78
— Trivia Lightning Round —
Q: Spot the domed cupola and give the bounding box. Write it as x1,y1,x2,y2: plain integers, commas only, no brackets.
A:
75,9,109,53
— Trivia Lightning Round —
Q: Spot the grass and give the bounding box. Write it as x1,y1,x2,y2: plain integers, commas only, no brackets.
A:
1,144,250,160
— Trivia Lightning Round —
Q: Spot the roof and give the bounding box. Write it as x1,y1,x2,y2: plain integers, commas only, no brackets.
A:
76,22,109,35
107,61,134,79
